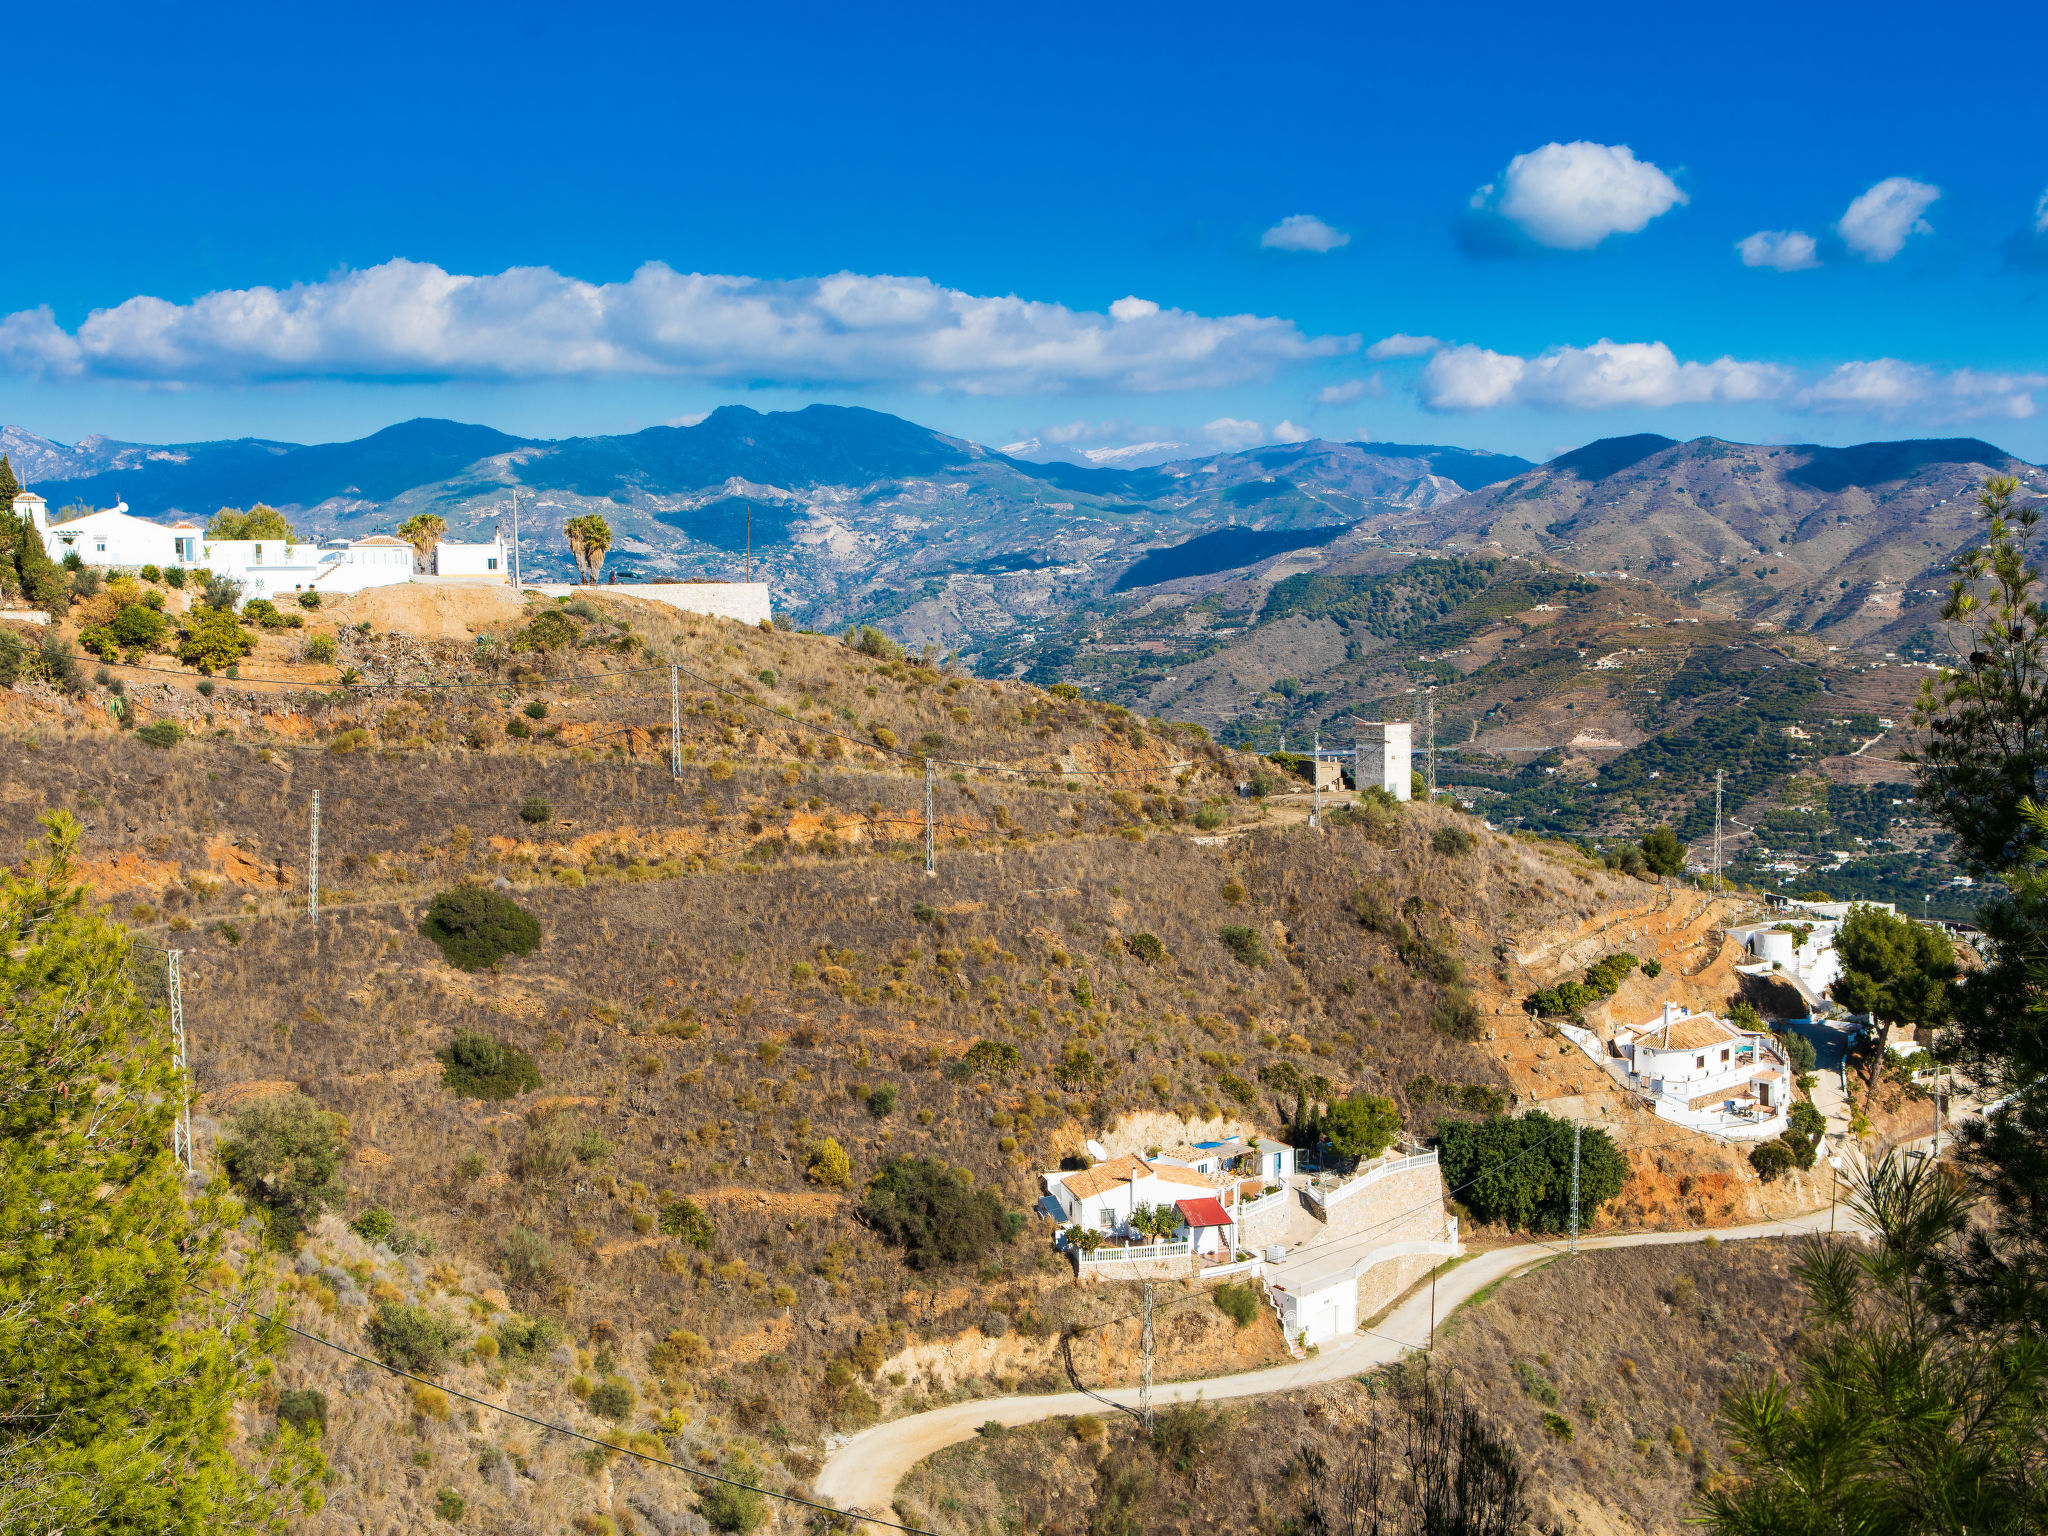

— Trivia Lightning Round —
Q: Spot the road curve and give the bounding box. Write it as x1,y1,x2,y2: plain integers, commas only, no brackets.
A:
814,1208,1856,1527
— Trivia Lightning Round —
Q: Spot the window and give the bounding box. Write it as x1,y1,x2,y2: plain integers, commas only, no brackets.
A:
1720,1048,1730,1063
1695,1055,1705,1070
95,542,106,553
487,558,498,571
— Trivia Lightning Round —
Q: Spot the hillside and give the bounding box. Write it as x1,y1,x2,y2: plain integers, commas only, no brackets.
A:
0,595,1828,1535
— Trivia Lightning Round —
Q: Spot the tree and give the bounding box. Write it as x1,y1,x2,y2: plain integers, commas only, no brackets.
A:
206,504,297,541
1639,825,1688,876
1436,1111,1628,1231
1697,1156,2048,1535
0,456,72,613
109,601,169,652
418,886,542,971
659,1198,717,1249
218,1092,348,1243
1322,1093,1401,1161
857,1157,1007,1268
177,606,255,672
1833,903,1957,1028
436,1032,542,1100
564,514,612,584
0,813,322,1531
398,514,447,566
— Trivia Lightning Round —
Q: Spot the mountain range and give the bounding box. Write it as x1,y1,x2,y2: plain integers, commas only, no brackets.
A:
4,408,2041,666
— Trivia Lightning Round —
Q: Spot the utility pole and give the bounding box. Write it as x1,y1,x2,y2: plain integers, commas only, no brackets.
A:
1425,692,1437,800
1311,728,1322,831
307,789,320,926
1713,768,1725,891
510,486,521,590
1568,1119,1582,1256
1140,1281,1155,1433
924,757,936,877
670,665,682,778
167,948,193,1175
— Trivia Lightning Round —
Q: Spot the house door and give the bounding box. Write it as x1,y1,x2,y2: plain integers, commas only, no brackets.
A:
1314,1296,1340,1340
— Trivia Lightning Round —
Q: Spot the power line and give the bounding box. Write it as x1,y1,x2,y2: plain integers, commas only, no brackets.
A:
186,1284,935,1536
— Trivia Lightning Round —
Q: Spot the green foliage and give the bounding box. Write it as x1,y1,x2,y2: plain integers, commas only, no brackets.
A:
515,608,581,652
1431,823,1477,856
867,1083,899,1117
241,598,291,629
522,699,548,719
1748,1139,1796,1181
136,719,186,749
1322,1093,1402,1159
277,1389,327,1437
1149,1400,1225,1477
366,1302,464,1372
1832,903,1956,1028
109,601,168,651
519,798,552,823
1218,1071,1257,1107
296,588,320,609
437,1031,542,1100
1260,557,1501,639
962,1038,1021,1077
1218,924,1267,966
419,886,542,971
564,513,613,583
1774,1029,1819,1075
177,605,255,671
495,1313,561,1364
843,624,901,660
1525,952,1638,1017
857,1157,1007,1268
0,812,321,1530
304,633,337,663
435,1487,465,1521
1213,1282,1261,1328
699,1474,768,1534
206,504,298,541
1437,1111,1628,1231
1639,826,1688,876
1128,931,1165,963
587,1378,635,1420
659,1198,717,1249
397,513,447,559
219,1092,348,1243
807,1138,853,1188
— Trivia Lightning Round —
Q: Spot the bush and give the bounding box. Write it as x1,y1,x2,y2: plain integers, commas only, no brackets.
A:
367,1302,464,1371
419,887,542,971
1775,1029,1819,1075
519,798,552,824
296,589,321,609
139,563,163,583
587,1379,635,1420
277,1388,327,1437
515,609,581,652
1431,824,1477,857
1438,1111,1628,1231
1641,957,1662,978
1193,805,1225,830
326,727,370,755
858,1157,1007,1268
807,1138,853,1188
1218,925,1266,967
177,606,254,671
351,1207,395,1244
435,1488,465,1522
867,1083,899,1117
699,1479,768,1534
1639,826,1688,876
110,602,168,651
499,1226,560,1296
1749,1139,1797,1182
438,1032,543,1100
961,1039,1021,1077
1429,989,1483,1040
135,720,185,749
164,565,186,588
1214,1282,1261,1328
303,634,337,663
659,1198,717,1249
241,598,289,629
495,1313,561,1364
1128,931,1165,963
523,700,548,719
1525,952,1638,1018
219,1092,348,1241
649,1329,711,1373
1322,1093,1401,1159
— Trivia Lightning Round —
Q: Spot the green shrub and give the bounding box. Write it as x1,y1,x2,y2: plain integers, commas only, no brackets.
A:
494,1312,561,1364
1639,826,1688,876
164,565,187,588
1213,1282,1261,1328
1322,1093,1401,1159
1525,952,1638,1017
303,634,337,663
366,1302,464,1371
438,1032,542,1100
135,720,185,749
807,1138,853,1188
867,1083,899,1117
419,887,542,971
351,1207,395,1244
219,1092,347,1241
1128,932,1165,963
1438,1111,1628,1231
523,700,548,719
241,598,289,629
699,1479,768,1534
660,1198,717,1249
110,603,168,651
434,1487,465,1521
139,563,163,583
296,589,321,609
858,1157,1007,1268
1218,925,1266,967
277,1388,327,1437
1542,1412,1574,1441
961,1039,1021,1077
515,609,581,652
1431,824,1477,857
1218,1072,1256,1107
505,715,531,739
519,798,552,824
1193,805,1225,830
587,1379,635,1420
326,727,370,755
177,606,254,671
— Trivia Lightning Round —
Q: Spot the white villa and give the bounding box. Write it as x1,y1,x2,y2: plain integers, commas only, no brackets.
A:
1044,1136,1296,1258
1611,1002,1791,1140
1729,900,1896,1005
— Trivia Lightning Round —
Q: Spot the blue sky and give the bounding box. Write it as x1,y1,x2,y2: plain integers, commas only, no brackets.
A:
4,0,2045,464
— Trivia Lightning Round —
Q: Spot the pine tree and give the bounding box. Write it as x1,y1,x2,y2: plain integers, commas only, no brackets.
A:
0,454,71,612
0,812,323,1531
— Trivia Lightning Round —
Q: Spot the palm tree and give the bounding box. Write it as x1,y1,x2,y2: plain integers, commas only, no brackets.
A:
397,514,447,569
564,514,613,585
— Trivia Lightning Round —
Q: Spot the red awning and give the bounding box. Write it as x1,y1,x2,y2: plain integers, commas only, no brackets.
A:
1175,1197,1232,1228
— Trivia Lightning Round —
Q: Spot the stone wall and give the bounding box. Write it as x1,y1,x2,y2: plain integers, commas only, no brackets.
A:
1314,1165,1447,1244
1356,1250,1441,1325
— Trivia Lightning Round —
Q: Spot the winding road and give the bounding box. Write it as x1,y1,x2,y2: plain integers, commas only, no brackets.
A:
815,1208,1859,1529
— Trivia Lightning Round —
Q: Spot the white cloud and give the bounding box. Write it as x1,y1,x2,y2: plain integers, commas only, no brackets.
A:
1735,230,1821,272
1260,215,1350,253
1799,359,2047,420
1271,420,1312,443
1202,418,1265,451
0,259,1355,395
1416,336,2046,421
1472,142,1687,249
1318,380,1367,405
1366,333,1440,360
1837,177,1940,261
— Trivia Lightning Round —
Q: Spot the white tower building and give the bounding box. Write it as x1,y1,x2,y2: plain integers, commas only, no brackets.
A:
1355,721,1413,801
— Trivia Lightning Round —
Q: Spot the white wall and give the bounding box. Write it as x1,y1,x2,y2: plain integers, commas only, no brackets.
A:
434,538,507,579
531,581,771,626
1354,722,1412,801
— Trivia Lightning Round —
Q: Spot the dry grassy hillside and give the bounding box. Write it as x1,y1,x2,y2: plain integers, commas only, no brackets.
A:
898,1238,1808,1536
0,599,1800,1535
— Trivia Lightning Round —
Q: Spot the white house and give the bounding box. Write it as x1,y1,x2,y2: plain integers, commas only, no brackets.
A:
1045,1154,1226,1244
1044,1136,1299,1258
1613,1002,1790,1140
41,503,179,568
1353,721,1412,800
1729,900,1897,1006
431,531,509,580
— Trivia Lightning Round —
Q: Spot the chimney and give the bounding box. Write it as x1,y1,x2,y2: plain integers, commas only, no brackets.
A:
1663,1000,1678,1028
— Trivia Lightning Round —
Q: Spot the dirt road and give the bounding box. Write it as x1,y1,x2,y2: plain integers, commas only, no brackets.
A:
815,1207,1858,1528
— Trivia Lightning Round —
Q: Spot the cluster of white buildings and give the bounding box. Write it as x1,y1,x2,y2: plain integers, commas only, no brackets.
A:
10,490,508,603
1606,1001,1791,1140
1042,1134,1297,1259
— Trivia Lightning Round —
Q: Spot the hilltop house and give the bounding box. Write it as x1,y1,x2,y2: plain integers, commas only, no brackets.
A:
1612,1002,1790,1140
1043,1137,1296,1258
1729,899,1897,1005
429,530,510,580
